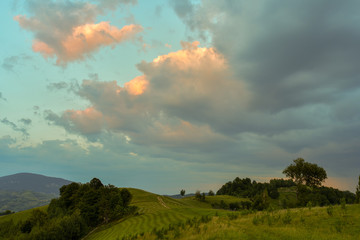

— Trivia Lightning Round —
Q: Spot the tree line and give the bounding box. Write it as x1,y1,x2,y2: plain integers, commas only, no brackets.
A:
215,158,357,210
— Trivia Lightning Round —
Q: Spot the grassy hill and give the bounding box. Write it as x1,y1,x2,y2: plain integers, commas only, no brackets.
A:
1,188,359,240
82,188,240,240
0,205,48,225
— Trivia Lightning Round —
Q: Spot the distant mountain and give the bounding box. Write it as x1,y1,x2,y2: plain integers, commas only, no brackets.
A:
0,173,73,212
0,173,72,195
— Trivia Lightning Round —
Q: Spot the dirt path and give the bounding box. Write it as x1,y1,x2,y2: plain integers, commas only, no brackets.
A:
157,196,170,209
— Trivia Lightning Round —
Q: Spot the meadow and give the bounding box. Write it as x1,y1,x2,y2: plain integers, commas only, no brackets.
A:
83,189,360,240
1,188,359,240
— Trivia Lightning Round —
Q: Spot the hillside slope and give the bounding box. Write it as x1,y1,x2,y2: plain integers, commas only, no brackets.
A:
83,188,239,240
0,173,72,212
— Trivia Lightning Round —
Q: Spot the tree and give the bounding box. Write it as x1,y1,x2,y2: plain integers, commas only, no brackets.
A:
208,190,215,196
356,175,360,204
195,190,205,201
283,158,327,187
180,189,185,197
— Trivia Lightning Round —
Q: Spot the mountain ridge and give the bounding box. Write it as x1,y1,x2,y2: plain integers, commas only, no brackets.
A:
0,172,72,195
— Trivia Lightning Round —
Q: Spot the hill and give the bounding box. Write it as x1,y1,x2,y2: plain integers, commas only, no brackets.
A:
82,188,239,240
0,173,72,194
0,173,72,212
2,187,359,240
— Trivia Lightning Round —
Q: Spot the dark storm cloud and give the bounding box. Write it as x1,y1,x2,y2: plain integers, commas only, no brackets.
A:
173,0,360,112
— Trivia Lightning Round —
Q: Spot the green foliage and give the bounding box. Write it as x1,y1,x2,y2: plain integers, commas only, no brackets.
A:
216,177,281,200
180,189,185,196
194,191,205,201
208,190,214,196
48,179,133,228
283,158,327,187
296,184,355,207
307,201,312,210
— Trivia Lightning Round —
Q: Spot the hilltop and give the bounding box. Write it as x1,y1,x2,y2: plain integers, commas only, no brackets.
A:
0,173,72,194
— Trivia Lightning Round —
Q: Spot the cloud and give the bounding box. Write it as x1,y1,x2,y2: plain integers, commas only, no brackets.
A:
0,92,6,101
154,5,162,17
47,82,69,91
2,54,32,72
1,118,29,136
19,118,32,125
14,0,143,65
172,0,360,112
46,42,247,145
39,1,360,192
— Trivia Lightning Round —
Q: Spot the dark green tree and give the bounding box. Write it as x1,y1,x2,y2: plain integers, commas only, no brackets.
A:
90,178,104,189
195,190,205,201
283,158,327,187
208,190,215,196
180,189,185,197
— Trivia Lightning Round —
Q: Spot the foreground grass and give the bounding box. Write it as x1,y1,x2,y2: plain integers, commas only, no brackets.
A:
85,189,360,240
131,204,360,240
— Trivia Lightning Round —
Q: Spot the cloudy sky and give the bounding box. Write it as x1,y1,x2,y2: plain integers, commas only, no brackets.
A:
1,0,359,194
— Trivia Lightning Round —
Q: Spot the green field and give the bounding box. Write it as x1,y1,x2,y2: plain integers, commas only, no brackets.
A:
82,189,238,240
0,205,48,225
1,188,359,240
133,204,360,240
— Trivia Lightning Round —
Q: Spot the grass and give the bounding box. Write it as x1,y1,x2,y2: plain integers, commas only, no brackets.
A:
83,189,233,240
1,188,359,240
0,205,48,224
130,204,360,240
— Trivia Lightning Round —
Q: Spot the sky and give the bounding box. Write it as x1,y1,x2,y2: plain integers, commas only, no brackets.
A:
1,0,359,194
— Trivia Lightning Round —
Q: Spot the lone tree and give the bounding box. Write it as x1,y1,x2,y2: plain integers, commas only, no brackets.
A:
180,189,185,197
283,158,327,187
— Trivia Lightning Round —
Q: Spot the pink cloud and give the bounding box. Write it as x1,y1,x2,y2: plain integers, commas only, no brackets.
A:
63,107,104,134
124,75,149,95
50,42,247,145
14,1,143,65
16,19,143,65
